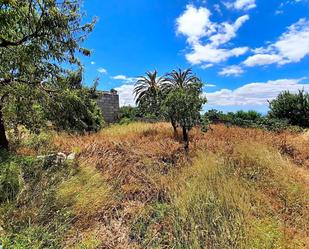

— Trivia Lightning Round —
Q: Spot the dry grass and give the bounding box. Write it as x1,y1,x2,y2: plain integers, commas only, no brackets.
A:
49,122,309,248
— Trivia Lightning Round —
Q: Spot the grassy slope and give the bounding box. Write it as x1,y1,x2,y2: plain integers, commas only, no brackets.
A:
1,122,309,248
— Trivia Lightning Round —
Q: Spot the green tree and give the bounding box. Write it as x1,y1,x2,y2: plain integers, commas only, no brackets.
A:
0,0,96,149
269,90,309,128
163,69,206,150
204,109,225,123
45,70,104,132
163,69,204,135
134,70,166,117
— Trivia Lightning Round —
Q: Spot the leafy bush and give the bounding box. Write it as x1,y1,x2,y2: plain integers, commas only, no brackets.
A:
269,90,309,128
203,109,299,132
47,88,104,133
119,106,139,120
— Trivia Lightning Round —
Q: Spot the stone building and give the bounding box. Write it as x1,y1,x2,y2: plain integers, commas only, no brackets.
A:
96,90,119,123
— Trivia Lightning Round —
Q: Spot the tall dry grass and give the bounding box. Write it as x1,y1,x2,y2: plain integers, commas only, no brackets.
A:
49,122,309,248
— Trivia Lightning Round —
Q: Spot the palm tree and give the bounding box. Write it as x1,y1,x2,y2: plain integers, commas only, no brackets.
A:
133,70,165,116
163,68,201,91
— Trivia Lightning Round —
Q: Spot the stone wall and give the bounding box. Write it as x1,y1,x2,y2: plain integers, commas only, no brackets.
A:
96,91,119,123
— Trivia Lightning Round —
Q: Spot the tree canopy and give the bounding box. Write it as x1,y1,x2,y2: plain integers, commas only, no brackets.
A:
269,90,309,128
0,0,97,149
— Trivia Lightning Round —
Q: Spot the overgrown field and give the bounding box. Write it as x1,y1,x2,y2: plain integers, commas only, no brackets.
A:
1,122,309,248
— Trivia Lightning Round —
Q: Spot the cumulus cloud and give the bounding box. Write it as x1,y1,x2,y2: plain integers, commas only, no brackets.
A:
201,63,214,69
111,75,137,83
243,54,282,66
186,44,248,64
112,75,128,80
223,0,256,10
205,83,216,87
97,67,107,74
176,4,249,65
176,4,212,43
234,0,256,10
205,78,309,106
243,19,309,67
219,65,244,76
91,61,96,65
114,78,308,107
115,84,135,106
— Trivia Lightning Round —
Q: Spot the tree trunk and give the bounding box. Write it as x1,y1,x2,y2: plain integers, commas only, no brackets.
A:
182,126,189,151
171,118,177,136
0,104,8,150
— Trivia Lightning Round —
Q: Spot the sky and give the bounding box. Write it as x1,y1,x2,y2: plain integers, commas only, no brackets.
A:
79,0,309,113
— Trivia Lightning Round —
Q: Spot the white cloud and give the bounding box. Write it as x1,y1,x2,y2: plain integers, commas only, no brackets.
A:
97,67,107,74
112,74,137,84
205,83,216,87
186,44,248,64
209,15,249,46
223,0,256,10
114,78,309,107
274,19,309,63
112,75,128,80
115,84,135,106
176,5,250,65
205,78,309,106
243,18,309,67
91,61,96,65
243,54,282,66
176,4,212,43
275,10,284,15
201,63,214,69
234,0,256,10
219,65,244,76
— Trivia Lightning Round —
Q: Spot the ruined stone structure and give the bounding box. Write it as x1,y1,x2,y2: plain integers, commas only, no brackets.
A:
96,90,119,123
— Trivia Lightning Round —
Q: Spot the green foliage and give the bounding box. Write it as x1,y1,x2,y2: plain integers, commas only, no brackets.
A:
134,70,166,117
233,110,262,121
0,152,73,249
119,106,139,120
0,0,96,148
204,109,226,123
0,151,22,203
203,109,298,132
269,90,309,128
2,84,47,134
162,86,206,131
47,88,104,133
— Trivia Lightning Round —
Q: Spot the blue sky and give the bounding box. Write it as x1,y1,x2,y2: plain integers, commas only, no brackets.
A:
80,0,309,113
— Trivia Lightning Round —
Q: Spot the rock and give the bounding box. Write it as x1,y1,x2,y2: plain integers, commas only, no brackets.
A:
37,152,67,166
67,152,76,160
56,152,67,164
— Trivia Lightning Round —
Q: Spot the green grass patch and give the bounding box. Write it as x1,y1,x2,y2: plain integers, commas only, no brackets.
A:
57,165,112,216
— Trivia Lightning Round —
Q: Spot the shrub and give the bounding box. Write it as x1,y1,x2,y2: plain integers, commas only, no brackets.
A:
269,90,309,128
46,88,104,133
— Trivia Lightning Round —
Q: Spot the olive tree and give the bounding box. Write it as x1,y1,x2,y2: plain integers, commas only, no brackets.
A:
0,0,96,149
162,69,206,150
